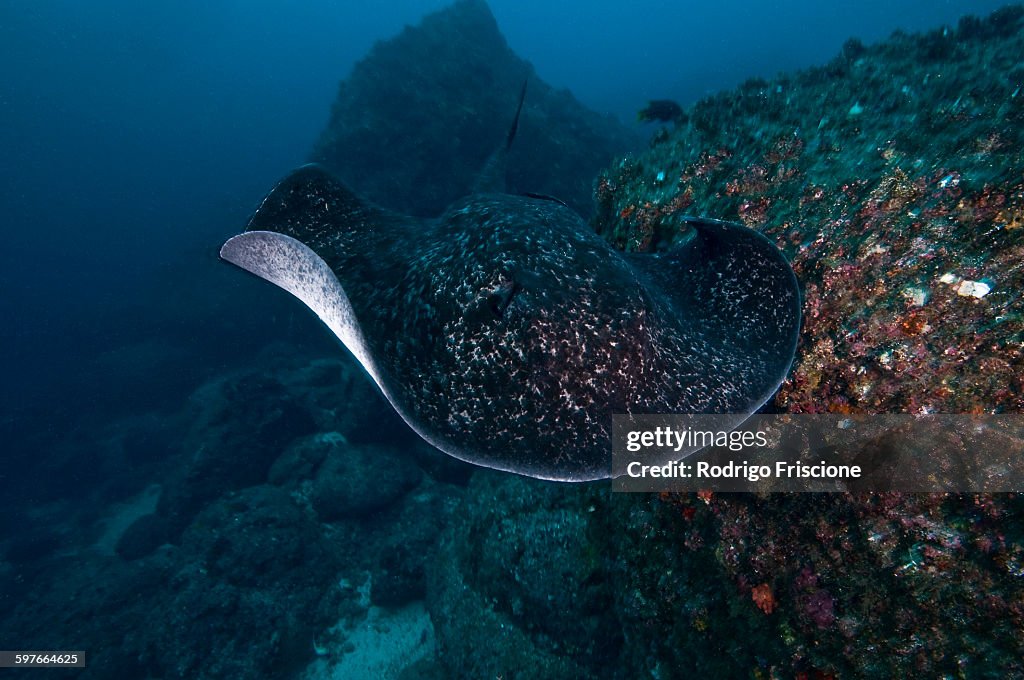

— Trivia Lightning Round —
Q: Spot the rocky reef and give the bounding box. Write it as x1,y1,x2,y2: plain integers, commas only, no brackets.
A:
310,0,641,218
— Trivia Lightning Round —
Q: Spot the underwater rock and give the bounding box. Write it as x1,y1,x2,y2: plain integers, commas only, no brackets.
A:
272,356,413,441
115,512,169,561
371,542,429,607
365,485,452,608
310,0,640,218
427,473,620,677
180,485,335,589
311,444,422,520
267,430,345,487
143,486,342,678
153,370,316,542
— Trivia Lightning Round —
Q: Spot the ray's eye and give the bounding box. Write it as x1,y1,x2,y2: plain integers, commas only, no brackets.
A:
487,280,519,319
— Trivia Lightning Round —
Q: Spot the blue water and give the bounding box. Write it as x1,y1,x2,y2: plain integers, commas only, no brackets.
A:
0,1,1015,677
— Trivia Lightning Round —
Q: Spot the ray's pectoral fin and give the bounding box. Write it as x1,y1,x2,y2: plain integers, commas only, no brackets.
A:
218,164,392,390
239,163,390,250
219,231,382,388
628,216,801,407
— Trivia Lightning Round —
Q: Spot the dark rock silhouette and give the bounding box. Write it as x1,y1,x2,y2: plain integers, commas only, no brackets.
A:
311,0,640,218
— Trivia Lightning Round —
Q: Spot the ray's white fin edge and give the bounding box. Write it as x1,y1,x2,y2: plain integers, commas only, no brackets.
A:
220,230,384,387
220,230,603,483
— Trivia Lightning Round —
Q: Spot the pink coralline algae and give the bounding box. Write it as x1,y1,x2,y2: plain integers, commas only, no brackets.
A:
802,591,835,629
795,568,835,629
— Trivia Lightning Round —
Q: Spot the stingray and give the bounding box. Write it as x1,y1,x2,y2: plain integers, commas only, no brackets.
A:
220,89,801,481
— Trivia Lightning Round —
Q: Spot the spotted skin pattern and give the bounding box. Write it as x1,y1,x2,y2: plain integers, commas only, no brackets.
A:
223,165,800,481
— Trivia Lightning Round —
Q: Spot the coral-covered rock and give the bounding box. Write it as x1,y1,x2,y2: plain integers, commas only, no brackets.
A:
593,8,1024,418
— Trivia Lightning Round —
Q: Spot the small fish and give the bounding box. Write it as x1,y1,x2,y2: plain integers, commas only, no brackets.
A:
637,99,686,124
